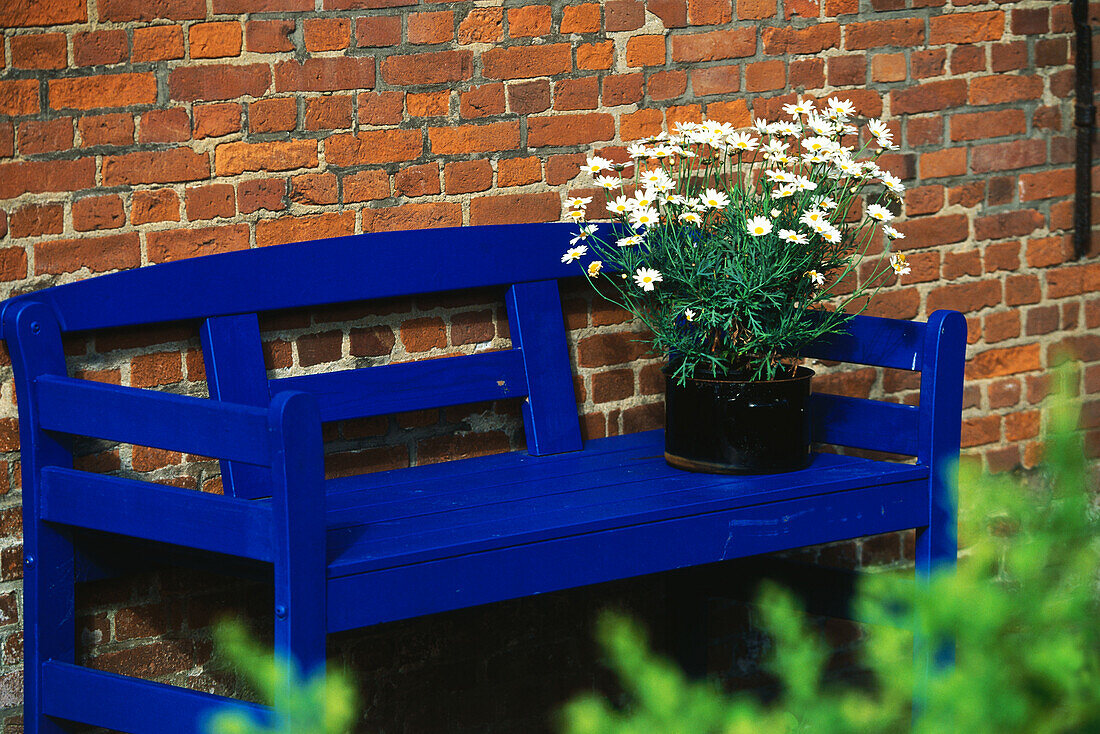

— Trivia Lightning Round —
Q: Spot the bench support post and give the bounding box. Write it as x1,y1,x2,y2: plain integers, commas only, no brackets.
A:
4,302,77,734
269,391,327,695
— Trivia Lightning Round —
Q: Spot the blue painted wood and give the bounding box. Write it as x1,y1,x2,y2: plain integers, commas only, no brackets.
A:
201,313,272,499
326,479,928,631
35,374,272,466
2,302,75,734
803,312,925,371
0,222,612,334
42,661,272,733
40,468,274,562
810,394,920,456
270,348,528,422
268,391,327,684
505,281,582,454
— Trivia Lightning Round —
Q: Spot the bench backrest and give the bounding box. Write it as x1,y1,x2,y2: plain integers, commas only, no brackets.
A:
1,222,965,500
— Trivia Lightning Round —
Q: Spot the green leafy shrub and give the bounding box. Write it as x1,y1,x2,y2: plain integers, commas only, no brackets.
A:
563,398,1100,733
205,621,357,734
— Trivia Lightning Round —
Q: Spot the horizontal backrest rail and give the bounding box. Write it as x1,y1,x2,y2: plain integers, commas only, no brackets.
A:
810,394,920,456
269,349,529,423
802,312,926,372
39,468,274,562
35,375,272,467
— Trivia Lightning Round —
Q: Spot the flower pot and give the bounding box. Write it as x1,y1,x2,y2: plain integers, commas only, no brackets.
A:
664,366,814,474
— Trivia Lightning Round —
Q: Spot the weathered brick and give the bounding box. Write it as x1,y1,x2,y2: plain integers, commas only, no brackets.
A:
577,332,650,367
194,103,241,139
1,0,86,27
100,0,203,21
625,35,665,67
498,156,541,187
673,28,756,62
929,10,1004,45
189,22,242,59
602,73,645,106
407,91,450,118
409,10,454,44
147,224,249,263
892,213,968,249
18,118,73,155
920,148,966,179
1018,168,1074,202
470,192,559,225
578,41,614,70
428,121,520,155
966,344,1042,380
275,57,375,92
36,233,141,275
890,79,967,114
358,91,404,125
762,23,839,55
745,60,785,92
974,209,1045,241
51,73,156,111
305,96,352,131
482,44,571,80
170,64,270,102
185,183,235,220
103,147,208,185
12,33,68,70
971,139,1046,174
394,162,440,198
10,203,63,239
304,17,351,51
461,84,506,118
247,20,295,52
131,188,180,224
507,80,550,114
73,195,125,231
362,202,461,232
606,1,645,31
508,5,552,37
215,0,311,10
133,25,185,62
444,160,493,194
250,97,297,133
968,75,1043,106
949,109,1026,142
0,158,96,199
382,50,473,85
214,140,317,175
560,3,601,32
238,178,285,213
139,108,190,143
327,129,422,165
459,8,503,43
255,212,355,246
528,113,614,147
844,18,923,49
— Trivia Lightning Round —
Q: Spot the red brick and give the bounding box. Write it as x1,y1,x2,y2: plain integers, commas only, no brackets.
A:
417,432,510,465
470,192,560,225
961,415,1000,448
1046,262,1100,299
255,212,355,246
133,25,185,62
0,125,12,158
296,331,343,367
147,224,249,263
508,5,552,37
99,0,204,21
498,157,541,187
406,91,449,118
401,317,447,353
214,0,311,10
103,147,208,185
461,84,506,118
983,310,1019,343
508,80,551,115
139,108,190,143
428,121,519,155
0,158,96,199
170,63,270,102
304,96,352,131
1018,168,1074,202
17,118,72,156
844,17,922,49
561,3,601,33
975,209,1044,241
988,377,1022,408
131,188,180,224
444,160,493,194
892,213,968,250
1,0,86,27
827,55,865,86
528,113,613,147
626,35,665,67
0,79,37,118
745,60,785,92
911,48,946,79
185,183,235,220
10,204,63,239
578,41,614,70
238,178,285,213
356,17,402,47
408,10,454,44
483,44,571,79
929,10,1003,45
1026,236,1071,268
0,248,25,282
214,140,316,175
761,23,839,55
246,20,295,52
304,17,350,51
194,103,240,139
250,97,297,133
578,332,650,367
891,79,967,115
361,202,462,232
350,325,395,357
603,73,645,105
737,0,774,19
394,162,440,198
984,241,1020,272
458,7,503,43
73,31,129,69
606,1,644,31
1005,274,1040,306
12,33,67,70
381,50,472,86
451,311,494,345
189,21,242,58
35,233,141,275
966,344,1041,380
620,107,665,140
973,139,1046,174
327,129,422,165
52,73,155,111
73,195,125,231
991,41,1027,73
949,109,1025,142
275,57,375,92
870,53,905,83
968,75,1043,106
950,45,985,74
357,91,404,125
904,185,943,216
919,148,965,179
649,0,688,26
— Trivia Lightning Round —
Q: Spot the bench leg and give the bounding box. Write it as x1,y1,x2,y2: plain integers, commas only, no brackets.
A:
25,523,78,734
913,522,955,719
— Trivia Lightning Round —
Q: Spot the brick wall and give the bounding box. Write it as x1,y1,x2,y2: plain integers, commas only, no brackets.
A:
0,0,1096,729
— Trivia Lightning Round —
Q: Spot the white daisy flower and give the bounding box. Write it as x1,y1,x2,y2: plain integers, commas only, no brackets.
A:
678,211,703,225
629,206,660,228
883,225,905,240
800,209,827,227
746,216,773,237
879,171,905,194
633,267,663,291
766,169,796,183
770,208,781,218
826,97,856,120
627,143,651,159
793,176,817,192
639,168,673,189
587,260,603,277
594,175,619,190
583,156,612,175
773,184,797,199
570,224,598,245
631,188,657,210
819,227,842,244
566,209,587,222
806,113,834,136
783,98,815,117
684,308,697,322
813,196,838,210
567,196,591,209
562,245,587,264
728,132,758,152
890,252,911,275
701,188,731,209
866,204,894,222
608,195,633,215
801,136,832,153
617,234,644,247
779,229,808,245
866,119,890,139
807,270,825,287
771,121,800,137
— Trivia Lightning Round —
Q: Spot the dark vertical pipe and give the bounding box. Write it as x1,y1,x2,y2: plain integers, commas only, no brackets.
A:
1074,0,1094,260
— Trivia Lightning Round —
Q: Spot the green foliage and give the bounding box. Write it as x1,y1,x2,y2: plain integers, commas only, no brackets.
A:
562,397,1100,733
205,621,357,734
561,100,910,382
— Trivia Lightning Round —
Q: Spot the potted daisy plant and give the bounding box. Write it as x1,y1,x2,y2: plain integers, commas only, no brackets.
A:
560,96,911,474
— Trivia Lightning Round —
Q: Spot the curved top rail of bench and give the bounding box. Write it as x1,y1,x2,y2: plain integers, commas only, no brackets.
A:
2,222,604,334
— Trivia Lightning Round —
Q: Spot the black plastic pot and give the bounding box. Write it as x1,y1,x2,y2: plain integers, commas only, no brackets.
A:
664,366,814,474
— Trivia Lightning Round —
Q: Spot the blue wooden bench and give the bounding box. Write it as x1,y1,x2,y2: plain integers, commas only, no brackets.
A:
1,222,966,734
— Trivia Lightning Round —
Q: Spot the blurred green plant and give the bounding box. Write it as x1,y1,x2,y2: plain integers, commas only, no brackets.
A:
205,621,357,734
563,393,1100,733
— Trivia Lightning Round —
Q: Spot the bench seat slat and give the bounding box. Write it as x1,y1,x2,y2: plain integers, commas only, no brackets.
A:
40,468,274,562
326,478,928,630
270,349,528,422
323,431,928,578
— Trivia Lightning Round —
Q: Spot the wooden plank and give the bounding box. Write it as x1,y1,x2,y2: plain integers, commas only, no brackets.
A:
3,222,612,334
810,393,920,456
201,313,272,499
270,349,528,423
40,468,274,562
327,479,928,631
505,281,582,455
2,301,76,734
35,375,272,467
804,312,925,371
42,661,272,733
